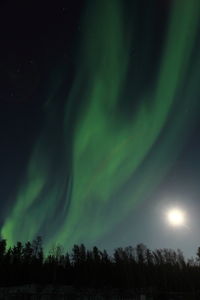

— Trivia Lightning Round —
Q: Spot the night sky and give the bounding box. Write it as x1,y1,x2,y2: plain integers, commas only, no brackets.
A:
1,0,200,257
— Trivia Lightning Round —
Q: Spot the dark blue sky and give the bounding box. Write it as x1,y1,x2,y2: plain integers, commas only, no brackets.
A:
0,0,200,258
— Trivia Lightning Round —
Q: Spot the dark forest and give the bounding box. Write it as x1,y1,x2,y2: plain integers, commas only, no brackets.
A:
0,237,200,298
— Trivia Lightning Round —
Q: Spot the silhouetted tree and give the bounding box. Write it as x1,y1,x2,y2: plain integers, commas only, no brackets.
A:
0,237,199,298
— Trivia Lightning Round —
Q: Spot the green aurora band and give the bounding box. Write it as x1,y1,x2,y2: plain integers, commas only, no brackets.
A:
2,0,200,249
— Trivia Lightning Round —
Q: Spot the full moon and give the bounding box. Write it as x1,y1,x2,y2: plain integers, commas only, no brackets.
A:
167,208,185,227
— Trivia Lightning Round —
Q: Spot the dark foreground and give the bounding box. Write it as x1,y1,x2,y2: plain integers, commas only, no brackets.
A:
1,238,200,299
0,285,199,300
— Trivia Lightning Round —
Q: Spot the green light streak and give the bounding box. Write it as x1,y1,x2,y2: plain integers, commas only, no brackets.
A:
1,0,200,249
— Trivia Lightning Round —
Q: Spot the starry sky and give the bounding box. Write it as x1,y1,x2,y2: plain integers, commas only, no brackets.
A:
1,0,200,257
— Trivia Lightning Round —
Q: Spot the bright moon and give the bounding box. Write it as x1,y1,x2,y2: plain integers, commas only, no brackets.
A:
167,209,185,227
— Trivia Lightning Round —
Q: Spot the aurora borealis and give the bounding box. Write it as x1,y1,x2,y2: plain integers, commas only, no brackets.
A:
1,0,200,255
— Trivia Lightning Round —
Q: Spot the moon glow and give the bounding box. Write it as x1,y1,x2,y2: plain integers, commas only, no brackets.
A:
167,208,185,227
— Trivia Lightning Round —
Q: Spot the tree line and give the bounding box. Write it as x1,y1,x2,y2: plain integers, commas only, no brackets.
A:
0,237,200,294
